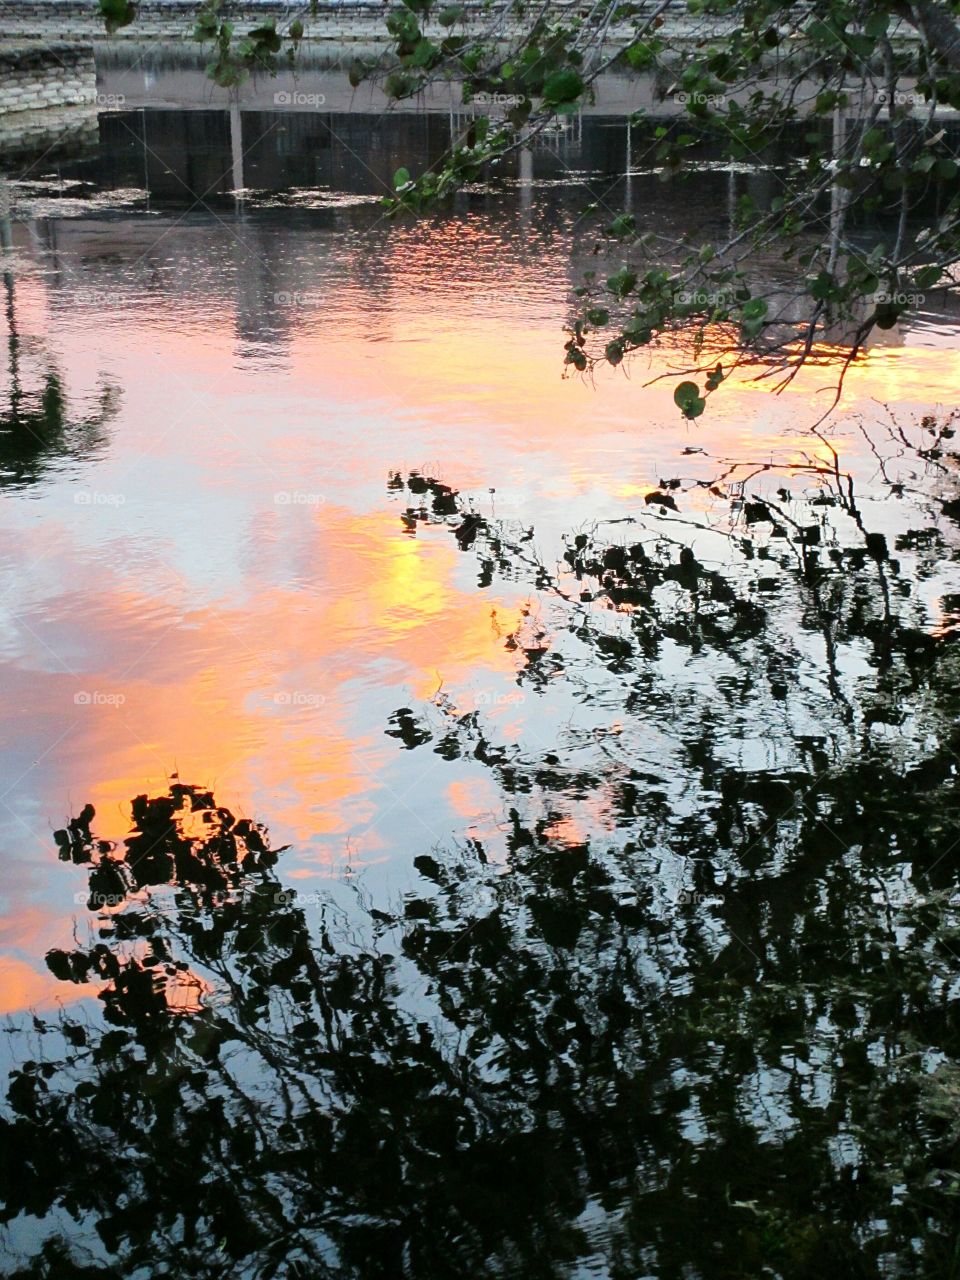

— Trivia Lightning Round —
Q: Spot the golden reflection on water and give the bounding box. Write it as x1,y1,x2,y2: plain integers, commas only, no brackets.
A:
2,205,960,1014
66,521,525,848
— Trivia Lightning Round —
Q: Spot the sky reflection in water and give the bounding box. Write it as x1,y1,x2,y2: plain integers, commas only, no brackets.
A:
0,109,959,1019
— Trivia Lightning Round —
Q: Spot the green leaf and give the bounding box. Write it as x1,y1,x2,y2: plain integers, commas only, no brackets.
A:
814,89,841,114
806,19,840,44
248,22,282,52
741,298,768,319
387,8,421,44
438,4,464,26
608,214,636,238
914,265,941,290
625,40,656,70
808,271,835,302
99,0,136,33
606,268,638,298
385,72,418,99
674,381,706,419
542,69,584,106
409,37,440,68
846,33,877,59
507,100,532,128
192,10,219,40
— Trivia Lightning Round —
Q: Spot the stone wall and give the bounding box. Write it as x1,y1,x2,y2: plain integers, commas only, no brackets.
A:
0,103,97,161
0,0,919,49
0,3,390,41
0,42,96,114
0,0,653,43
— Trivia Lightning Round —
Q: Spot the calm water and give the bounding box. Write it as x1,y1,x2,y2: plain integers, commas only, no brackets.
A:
1,105,960,1278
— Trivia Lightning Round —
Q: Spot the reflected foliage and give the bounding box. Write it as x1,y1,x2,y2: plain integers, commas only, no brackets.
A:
0,371,116,488
0,278,118,487
4,441,960,1278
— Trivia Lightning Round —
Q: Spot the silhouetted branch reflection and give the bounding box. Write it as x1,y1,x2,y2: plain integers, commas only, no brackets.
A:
0,273,119,487
3,434,960,1278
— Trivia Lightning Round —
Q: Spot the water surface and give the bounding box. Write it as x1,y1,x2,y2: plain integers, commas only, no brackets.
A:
2,106,960,1279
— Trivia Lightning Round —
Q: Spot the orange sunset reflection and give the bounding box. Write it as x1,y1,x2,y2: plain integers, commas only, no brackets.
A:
0,957,96,1015
3,199,960,1019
